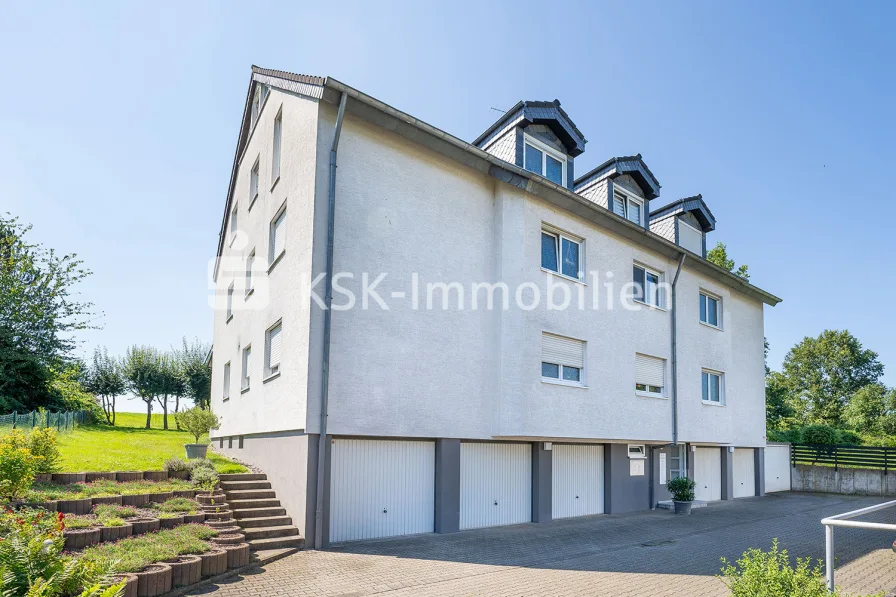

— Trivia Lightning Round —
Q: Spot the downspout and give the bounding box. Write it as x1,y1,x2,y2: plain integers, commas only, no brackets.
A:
314,91,347,550
671,253,687,446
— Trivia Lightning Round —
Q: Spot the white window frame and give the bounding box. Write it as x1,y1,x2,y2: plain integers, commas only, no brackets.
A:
229,203,238,246
628,444,647,459
541,225,584,281
635,353,666,398
241,345,251,392
250,87,261,128
264,320,283,380
613,186,644,226
271,107,282,188
222,361,231,401
268,203,286,270
523,134,567,186
702,369,725,406
633,263,665,309
226,283,234,322
249,158,260,211
245,250,255,296
699,290,722,329
540,332,587,388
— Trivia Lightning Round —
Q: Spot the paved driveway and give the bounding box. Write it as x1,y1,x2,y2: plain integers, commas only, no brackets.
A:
188,493,896,597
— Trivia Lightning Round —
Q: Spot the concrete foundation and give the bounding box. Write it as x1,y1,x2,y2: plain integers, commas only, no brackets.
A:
792,464,896,496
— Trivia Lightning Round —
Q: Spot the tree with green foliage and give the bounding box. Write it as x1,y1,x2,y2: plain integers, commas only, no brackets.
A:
176,337,211,410
48,361,103,421
766,371,796,431
782,330,884,427
843,383,896,436
0,325,53,411
84,347,126,425
706,241,750,280
154,352,184,431
122,345,162,429
174,406,220,444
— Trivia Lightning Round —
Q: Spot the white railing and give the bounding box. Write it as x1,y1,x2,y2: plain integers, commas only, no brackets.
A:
820,499,896,591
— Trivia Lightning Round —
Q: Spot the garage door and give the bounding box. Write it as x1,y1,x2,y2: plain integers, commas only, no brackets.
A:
694,447,721,501
460,442,531,530
733,448,756,498
330,439,434,543
552,444,604,519
765,445,791,493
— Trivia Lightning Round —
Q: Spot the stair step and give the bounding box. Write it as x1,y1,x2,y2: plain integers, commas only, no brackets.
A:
242,525,299,540
219,473,267,482
237,515,293,528
248,535,305,551
233,507,287,519
229,498,281,510
225,489,277,500
220,480,272,491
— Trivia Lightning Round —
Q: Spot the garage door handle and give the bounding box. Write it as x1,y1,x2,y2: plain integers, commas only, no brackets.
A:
494,501,498,506
576,495,579,499
383,508,387,513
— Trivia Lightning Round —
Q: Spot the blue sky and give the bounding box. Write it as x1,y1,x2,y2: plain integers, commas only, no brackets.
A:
1,1,893,410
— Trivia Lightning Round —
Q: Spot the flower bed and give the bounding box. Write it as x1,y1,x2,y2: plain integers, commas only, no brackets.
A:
60,498,204,548
26,478,194,502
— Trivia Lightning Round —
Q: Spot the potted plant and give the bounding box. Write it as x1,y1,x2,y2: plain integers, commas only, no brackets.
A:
667,476,696,515
174,407,221,459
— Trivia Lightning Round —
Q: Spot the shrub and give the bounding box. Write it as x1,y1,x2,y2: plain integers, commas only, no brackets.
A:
837,430,862,445
63,515,96,530
667,476,696,502
801,425,840,445
188,458,215,473
0,507,61,536
190,467,219,492
174,407,220,444
0,436,40,501
28,427,61,474
164,456,190,473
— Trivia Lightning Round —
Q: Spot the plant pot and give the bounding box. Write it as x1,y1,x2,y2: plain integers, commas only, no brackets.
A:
169,470,190,481
34,473,53,483
203,510,233,521
673,500,693,515
148,491,173,503
100,521,133,542
121,493,150,507
210,525,240,535
92,495,123,506
110,573,139,597
173,489,195,498
196,493,225,505
182,512,205,524
199,548,228,577
223,543,250,569
134,563,172,597
158,514,184,529
204,518,237,529
185,444,209,459
57,498,92,514
115,471,143,482
126,517,160,535
85,472,116,482
211,532,246,546
166,555,202,587
63,527,101,550
52,472,87,485
143,471,168,482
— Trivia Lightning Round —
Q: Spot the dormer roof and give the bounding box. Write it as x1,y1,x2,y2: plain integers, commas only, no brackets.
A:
649,194,716,232
473,100,587,157
574,154,661,200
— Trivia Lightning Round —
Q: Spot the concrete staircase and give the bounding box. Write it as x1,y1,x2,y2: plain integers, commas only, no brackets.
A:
219,473,305,551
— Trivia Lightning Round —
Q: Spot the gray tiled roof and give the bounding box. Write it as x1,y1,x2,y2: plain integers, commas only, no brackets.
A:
573,154,661,200
473,100,587,157
649,194,716,231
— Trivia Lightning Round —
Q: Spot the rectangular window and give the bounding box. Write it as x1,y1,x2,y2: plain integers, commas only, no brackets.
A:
700,292,720,327
633,264,663,308
702,370,724,404
245,251,255,294
223,362,231,400
541,332,585,386
272,109,282,184
613,190,643,225
541,228,582,280
635,353,665,397
265,322,282,378
269,206,286,266
226,283,234,321
249,160,259,208
241,346,251,391
229,204,238,243
523,135,566,186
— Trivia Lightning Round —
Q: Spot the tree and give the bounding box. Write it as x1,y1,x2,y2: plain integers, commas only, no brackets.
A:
47,361,103,421
706,242,750,281
782,330,885,427
843,383,896,435
154,352,184,431
174,406,220,444
122,345,161,429
0,325,53,411
84,347,126,425
766,371,796,431
177,338,211,410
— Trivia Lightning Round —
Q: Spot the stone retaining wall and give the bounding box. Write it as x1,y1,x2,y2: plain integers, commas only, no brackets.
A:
792,464,896,496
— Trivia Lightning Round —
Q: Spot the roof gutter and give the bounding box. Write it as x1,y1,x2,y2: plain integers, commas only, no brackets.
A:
313,91,347,550
671,253,686,446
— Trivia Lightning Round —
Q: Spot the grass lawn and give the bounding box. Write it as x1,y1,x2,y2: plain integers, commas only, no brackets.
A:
56,411,245,474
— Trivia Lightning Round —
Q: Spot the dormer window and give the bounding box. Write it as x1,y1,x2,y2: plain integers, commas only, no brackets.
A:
613,189,643,226
250,85,267,129
523,135,566,186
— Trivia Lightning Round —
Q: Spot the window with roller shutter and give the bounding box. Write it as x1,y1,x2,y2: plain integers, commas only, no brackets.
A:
541,332,585,386
635,353,665,397
265,321,282,379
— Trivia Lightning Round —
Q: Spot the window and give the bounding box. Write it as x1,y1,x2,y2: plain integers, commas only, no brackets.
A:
265,321,282,378
523,135,566,186
612,190,643,226
541,332,585,386
241,345,251,391
250,87,261,128
628,445,646,459
541,228,582,280
635,353,665,397
226,283,234,321
272,109,282,185
245,251,255,295
229,204,238,244
249,160,259,209
222,362,231,401
700,292,721,327
269,206,286,266
633,264,663,308
702,370,724,404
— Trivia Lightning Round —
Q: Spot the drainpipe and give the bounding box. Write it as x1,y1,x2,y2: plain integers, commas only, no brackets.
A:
314,91,348,550
671,253,687,446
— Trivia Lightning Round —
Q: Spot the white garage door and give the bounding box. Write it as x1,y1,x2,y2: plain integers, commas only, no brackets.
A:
733,448,756,498
552,444,604,519
330,439,434,543
460,442,531,530
694,447,722,501
765,445,791,493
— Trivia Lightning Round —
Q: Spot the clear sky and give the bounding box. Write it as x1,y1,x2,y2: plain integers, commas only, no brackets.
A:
1,1,894,410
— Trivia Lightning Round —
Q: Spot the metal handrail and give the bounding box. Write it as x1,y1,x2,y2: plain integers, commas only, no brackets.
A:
821,498,896,591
